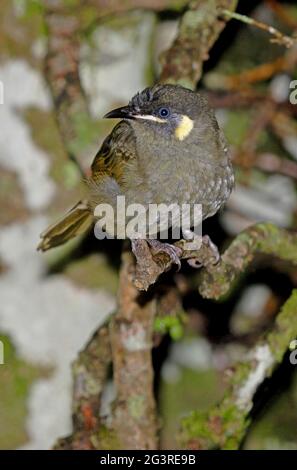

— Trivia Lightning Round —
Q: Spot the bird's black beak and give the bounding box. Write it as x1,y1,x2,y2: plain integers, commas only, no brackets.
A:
104,105,135,120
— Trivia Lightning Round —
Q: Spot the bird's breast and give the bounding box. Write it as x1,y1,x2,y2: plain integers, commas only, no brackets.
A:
124,136,234,219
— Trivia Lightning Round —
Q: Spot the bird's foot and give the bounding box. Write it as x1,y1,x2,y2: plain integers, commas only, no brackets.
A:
187,234,220,269
202,235,221,264
146,239,182,270
130,238,182,290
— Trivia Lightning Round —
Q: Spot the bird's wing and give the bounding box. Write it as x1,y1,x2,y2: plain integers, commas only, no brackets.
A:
38,121,137,251
90,120,137,185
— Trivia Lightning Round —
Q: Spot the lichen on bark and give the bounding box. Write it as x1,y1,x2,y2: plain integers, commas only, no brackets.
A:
180,290,297,449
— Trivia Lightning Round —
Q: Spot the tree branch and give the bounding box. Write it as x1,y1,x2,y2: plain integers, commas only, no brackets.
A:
110,251,158,449
132,223,297,295
54,325,112,449
44,1,91,174
199,223,297,299
42,0,297,452
180,290,297,449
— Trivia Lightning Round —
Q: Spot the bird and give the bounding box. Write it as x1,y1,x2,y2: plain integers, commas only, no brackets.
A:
38,84,234,267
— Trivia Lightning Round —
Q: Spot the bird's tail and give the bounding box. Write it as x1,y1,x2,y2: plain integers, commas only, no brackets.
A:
37,200,94,251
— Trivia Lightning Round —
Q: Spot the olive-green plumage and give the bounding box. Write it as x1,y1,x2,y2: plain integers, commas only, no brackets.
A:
38,84,234,251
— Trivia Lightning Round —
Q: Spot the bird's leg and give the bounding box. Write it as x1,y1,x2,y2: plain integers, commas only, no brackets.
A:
130,238,182,290
131,238,149,263
146,239,182,270
182,229,204,268
202,234,220,264
184,232,220,269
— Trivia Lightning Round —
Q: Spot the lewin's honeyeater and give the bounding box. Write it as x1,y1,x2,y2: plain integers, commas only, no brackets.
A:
38,84,234,264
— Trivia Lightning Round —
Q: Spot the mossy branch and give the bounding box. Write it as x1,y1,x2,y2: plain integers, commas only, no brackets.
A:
44,0,90,175
180,290,297,449
110,251,158,449
132,223,297,294
54,325,111,449
199,222,297,299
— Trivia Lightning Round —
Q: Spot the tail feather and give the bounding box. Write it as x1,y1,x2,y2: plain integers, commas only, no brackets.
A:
38,201,93,251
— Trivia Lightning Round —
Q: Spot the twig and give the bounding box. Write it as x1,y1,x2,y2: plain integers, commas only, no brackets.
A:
180,289,297,449
221,9,296,48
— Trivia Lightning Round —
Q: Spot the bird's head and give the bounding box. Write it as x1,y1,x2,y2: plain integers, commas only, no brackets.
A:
104,84,216,143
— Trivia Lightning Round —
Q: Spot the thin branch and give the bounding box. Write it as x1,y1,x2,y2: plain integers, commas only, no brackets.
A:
221,9,296,48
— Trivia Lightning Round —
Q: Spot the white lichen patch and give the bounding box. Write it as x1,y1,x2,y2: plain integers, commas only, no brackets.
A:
0,60,55,210
80,12,156,118
121,323,150,352
236,344,274,412
0,217,115,448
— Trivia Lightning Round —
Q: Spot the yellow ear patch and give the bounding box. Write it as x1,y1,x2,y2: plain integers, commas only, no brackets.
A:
175,115,194,141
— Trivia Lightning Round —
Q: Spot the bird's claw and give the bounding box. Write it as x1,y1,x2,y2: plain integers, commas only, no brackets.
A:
147,239,182,270
187,234,220,269
202,235,221,265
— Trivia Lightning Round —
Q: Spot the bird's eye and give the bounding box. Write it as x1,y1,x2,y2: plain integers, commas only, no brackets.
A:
158,107,170,118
